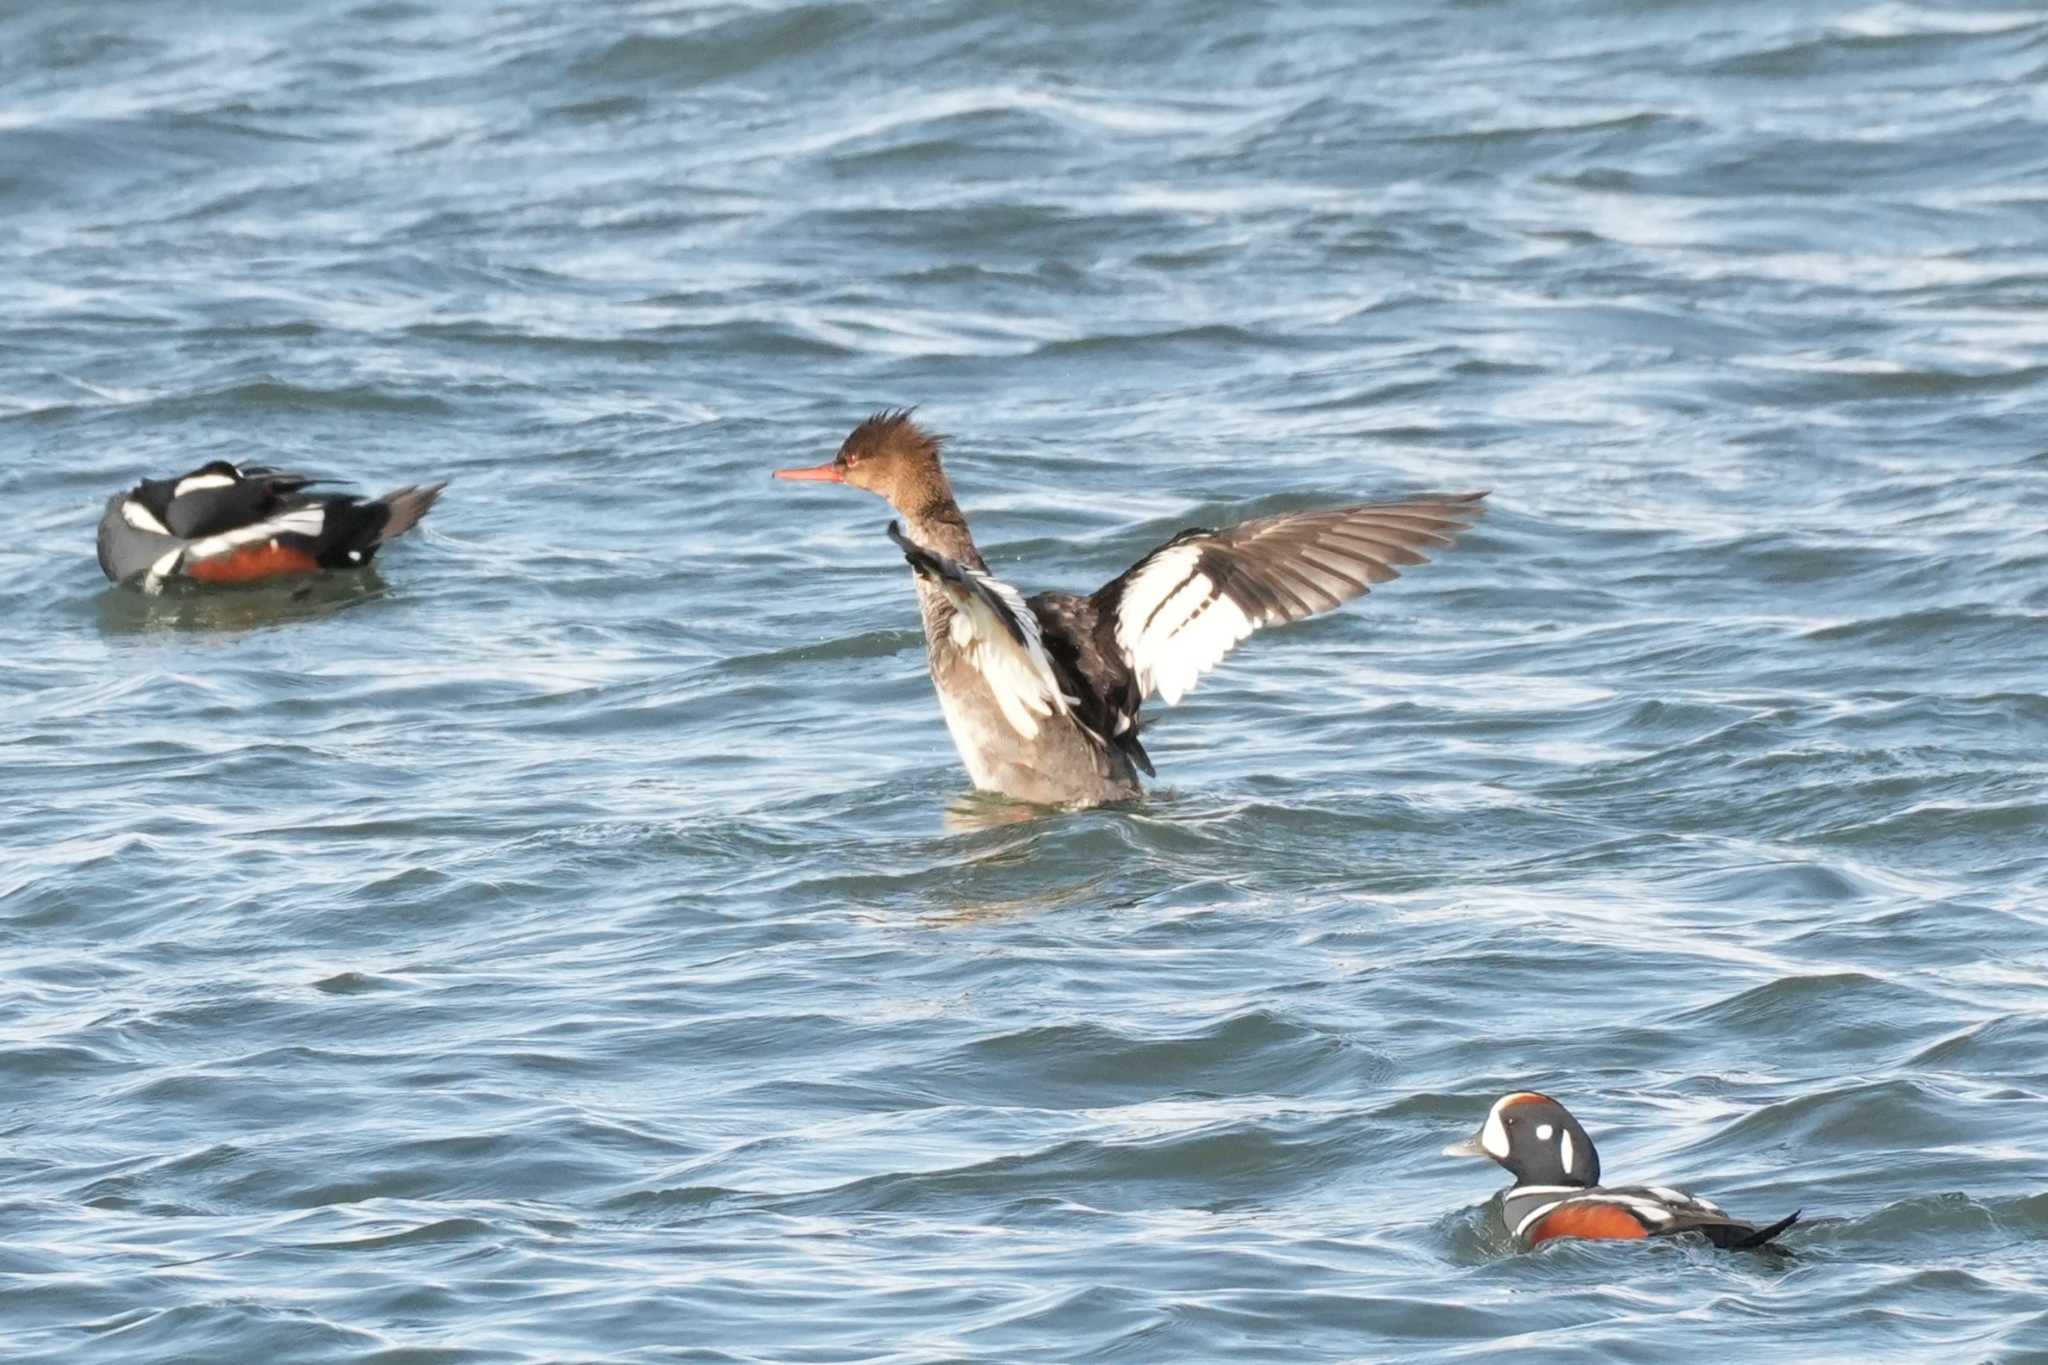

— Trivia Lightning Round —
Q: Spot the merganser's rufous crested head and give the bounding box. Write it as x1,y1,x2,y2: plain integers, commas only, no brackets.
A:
1442,1091,1600,1187
773,409,957,516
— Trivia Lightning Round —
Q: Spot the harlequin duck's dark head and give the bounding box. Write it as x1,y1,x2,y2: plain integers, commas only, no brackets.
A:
1443,1092,1600,1188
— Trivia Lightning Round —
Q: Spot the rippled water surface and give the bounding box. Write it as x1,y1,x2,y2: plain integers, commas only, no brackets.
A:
5,1,2048,1359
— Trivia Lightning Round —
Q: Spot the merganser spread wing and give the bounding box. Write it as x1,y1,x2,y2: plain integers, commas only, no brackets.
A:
1094,493,1487,706
778,412,1488,807
886,520,1076,741
98,459,446,591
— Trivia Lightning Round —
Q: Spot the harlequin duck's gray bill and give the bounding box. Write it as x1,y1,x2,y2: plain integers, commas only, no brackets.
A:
1445,1091,1801,1252
97,459,446,592
773,408,1487,808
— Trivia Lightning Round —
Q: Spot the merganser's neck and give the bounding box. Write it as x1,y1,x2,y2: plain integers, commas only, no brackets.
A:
897,487,984,571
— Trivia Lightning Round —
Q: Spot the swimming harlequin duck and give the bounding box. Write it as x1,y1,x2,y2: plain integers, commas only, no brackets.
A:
774,410,1485,807
97,460,446,592
1443,1092,1800,1250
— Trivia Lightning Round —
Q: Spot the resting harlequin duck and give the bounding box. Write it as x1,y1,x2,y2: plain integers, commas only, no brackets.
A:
97,460,446,593
1443,1092,1799,1250
774,410,1486,807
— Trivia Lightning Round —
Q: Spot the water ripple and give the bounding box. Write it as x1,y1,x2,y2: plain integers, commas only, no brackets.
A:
2,0,2045,1359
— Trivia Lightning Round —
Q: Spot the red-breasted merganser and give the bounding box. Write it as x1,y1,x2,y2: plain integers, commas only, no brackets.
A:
1443,1092,1800,1251
97,460,445,593
775,410,1485,807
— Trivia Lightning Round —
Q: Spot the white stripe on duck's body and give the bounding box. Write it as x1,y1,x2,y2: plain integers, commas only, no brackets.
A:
775,410,1486,808
97,459,447,593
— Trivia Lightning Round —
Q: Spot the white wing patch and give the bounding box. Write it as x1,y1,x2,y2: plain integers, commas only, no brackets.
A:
185,506,325,562
120,500,172,536
1616,1196,1673,1224
1112,543,1260,705
1105,496,1485,708
173,471,239,497
1643,1185,1721,1214
932,566,1071,740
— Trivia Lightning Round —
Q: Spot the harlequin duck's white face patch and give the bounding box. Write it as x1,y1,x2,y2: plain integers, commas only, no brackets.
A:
1445,1091,1579,1170
1479,1091,1554,1159
1480,1098,1512,1159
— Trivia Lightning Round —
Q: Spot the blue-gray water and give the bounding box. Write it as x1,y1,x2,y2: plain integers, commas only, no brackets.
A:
4,1,2047,1360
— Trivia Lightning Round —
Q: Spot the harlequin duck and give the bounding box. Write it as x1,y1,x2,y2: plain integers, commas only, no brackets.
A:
98,460,446,592
1443,1092,1799,1250
775,410,1485,807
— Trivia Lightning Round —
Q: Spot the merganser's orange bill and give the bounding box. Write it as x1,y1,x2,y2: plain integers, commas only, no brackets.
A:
773,462,844,482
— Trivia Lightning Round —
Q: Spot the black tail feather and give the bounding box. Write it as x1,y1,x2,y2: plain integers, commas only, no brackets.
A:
312,481,447,569
1724,1209,1800,1251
